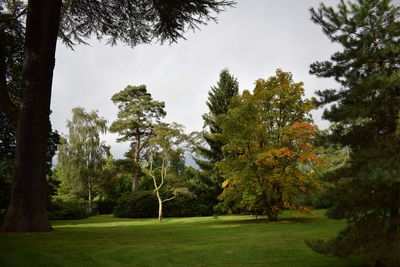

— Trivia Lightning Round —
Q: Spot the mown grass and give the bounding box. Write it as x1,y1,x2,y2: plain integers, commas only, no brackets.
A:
0,211,364,266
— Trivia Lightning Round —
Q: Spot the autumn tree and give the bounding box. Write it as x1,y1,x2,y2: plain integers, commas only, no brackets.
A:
0,0,234,232
306,1,400,265
146,123,190,222
110,85,166,191
218,70,321,221
57,107,108,213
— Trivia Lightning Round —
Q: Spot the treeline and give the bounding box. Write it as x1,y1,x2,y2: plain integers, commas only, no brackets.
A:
1,0,400,266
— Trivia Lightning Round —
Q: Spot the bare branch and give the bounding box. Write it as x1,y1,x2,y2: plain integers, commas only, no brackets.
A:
162,196,176,203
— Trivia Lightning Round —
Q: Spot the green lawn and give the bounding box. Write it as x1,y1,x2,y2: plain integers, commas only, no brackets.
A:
0,211,364,266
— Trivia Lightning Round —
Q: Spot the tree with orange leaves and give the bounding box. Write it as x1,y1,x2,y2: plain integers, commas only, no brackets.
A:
217,70,322,221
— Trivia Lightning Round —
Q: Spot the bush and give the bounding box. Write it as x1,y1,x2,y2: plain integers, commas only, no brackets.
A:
164,195,210,217
113,190,214,218
96,199,116,214
113,191,158,218
48,198,88,220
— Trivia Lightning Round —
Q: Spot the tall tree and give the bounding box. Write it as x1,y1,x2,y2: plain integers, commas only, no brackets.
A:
0,1,59,217
196,69,239,171
218,70,320,221
110,85,166,191
0,0,234,232
58,107,108,213
306,1,400,265
195,69,239,209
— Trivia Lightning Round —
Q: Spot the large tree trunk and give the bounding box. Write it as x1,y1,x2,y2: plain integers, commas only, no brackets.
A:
2,0,62,232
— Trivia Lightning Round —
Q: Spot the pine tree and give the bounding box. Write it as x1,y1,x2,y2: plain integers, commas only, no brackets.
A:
110,85,166,191
306,1,400,265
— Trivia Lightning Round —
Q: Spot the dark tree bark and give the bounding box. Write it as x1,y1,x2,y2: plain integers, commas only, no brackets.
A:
2,0,62,232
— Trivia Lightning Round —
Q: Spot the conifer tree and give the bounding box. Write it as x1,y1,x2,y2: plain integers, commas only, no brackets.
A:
306,1,400,265
196,69,239,176
110,85,166,191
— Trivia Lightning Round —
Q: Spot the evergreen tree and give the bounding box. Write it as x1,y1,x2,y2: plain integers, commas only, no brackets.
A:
0,1,59,216
195,69,239,211
306,1,400,265
110,85,166,191
196,69,239,178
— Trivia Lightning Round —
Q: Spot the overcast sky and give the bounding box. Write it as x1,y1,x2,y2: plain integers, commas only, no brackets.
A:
51,0,342,159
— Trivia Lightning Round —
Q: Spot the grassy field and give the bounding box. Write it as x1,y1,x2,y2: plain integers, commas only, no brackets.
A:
0,211,364,266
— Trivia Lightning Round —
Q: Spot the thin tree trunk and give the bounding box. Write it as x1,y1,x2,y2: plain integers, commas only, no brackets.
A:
157,191,163,222
2,0,62,232
88,177,92,215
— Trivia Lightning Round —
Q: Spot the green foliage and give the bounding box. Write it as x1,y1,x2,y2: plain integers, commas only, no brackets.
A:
218,70,321,221
48,198,89,220
59,0,235,47
308,0,400,265
110,85,166,191
113,191,158,218
95,200,116,215
146,123,193,221
196,69,239,179
57,107,108,212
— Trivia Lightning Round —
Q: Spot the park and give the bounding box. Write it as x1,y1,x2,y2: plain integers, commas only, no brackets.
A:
1,0,399,266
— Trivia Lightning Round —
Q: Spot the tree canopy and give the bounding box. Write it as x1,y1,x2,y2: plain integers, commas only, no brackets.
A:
110,85,166,191
306,0,400,265
58,107,108,213
217,70,321,221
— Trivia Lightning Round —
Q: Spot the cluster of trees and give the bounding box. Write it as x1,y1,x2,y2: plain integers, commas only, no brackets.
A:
1,0,400,266
0,0,235,232
52,86,217,222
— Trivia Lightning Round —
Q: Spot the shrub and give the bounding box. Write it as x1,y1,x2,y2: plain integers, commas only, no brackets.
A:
164,195,211,217
113,191,158,218
48,198,88,220
96,199,116,214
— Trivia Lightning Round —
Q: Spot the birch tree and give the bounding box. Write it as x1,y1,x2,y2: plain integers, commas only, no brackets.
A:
58,107,108,213
146,123,189,221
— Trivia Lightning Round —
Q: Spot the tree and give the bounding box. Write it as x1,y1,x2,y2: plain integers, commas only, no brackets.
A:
146,123,190,222
110,85,166,191
196,69,239,170
194,69,239,210
217,70,321,221
0,0,234,232
0,1,59,221
306,1,400,265
57,107,108,213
